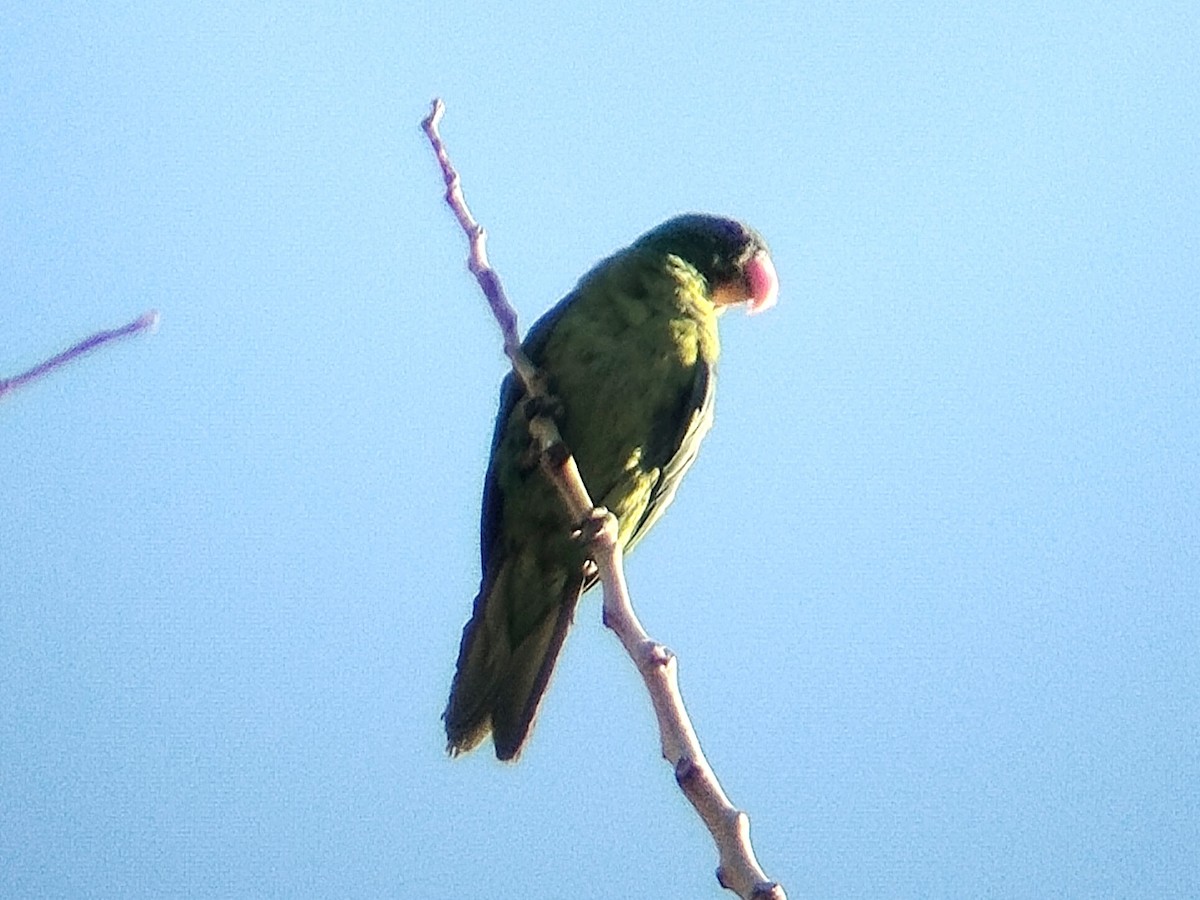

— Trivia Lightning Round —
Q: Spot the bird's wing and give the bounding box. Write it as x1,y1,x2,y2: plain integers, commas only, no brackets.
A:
478,299,570,571
623,357,716,556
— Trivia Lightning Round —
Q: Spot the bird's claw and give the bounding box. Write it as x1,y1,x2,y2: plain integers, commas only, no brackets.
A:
572,506,614,546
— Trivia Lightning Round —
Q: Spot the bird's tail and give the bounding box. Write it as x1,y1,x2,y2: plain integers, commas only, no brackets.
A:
443,555,582,760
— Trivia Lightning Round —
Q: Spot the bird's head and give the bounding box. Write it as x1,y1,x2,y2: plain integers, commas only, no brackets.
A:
633,214,779,315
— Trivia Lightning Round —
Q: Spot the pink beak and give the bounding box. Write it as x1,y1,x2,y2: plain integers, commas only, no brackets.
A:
745,251,779,315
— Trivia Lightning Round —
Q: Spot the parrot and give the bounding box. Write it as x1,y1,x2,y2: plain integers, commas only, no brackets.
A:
444,214,779,760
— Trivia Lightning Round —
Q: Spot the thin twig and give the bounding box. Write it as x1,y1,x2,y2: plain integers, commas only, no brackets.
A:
422,98,784,900
421,100,539,393
0,309,159,402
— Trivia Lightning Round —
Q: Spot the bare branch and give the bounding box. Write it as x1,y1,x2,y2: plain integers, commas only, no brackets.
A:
594,519,785,900
0,309,159,402
423,98,785,900
421,99,538,393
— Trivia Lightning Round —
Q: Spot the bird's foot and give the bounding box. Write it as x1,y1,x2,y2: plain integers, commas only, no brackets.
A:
521,392,565,424
572,506,614,546
516,394,569,472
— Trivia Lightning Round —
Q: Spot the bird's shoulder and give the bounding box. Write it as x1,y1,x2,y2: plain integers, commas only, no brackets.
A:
529,248,719,373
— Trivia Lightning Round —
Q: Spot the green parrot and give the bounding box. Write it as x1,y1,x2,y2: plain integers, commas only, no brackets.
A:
444,214,779,760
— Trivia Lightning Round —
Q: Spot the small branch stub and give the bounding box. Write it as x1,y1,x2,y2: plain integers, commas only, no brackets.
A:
423,98,785,900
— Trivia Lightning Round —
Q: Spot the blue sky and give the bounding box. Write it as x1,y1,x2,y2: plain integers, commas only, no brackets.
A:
2,2,1197,897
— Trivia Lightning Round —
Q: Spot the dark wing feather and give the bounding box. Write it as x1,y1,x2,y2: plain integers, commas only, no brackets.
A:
478,298,573,569
624,358,716,556
477,373,518,570
461,298,584,759
490,568,583,760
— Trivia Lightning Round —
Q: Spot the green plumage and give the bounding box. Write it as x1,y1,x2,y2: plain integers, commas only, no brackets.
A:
444,215,773,759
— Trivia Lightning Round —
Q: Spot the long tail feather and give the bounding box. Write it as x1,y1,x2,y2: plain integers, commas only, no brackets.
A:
444,557,582,759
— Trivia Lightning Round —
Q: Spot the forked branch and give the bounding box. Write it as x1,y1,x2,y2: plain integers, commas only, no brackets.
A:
422,99,784,900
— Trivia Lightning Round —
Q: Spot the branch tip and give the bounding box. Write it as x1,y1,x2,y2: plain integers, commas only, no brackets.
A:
136,309,161,334
422,97,445,133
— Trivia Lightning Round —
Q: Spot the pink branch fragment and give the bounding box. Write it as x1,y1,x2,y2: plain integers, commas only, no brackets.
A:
0,309,160,402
